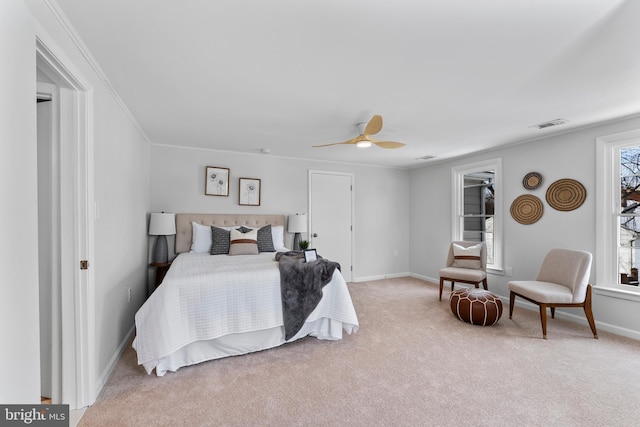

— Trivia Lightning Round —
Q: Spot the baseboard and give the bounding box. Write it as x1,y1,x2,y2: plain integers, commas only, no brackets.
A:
352,272,411,283
94,324,135,400
409,272,438,284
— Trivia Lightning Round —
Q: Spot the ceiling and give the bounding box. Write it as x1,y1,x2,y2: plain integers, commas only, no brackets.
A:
53,0,640,168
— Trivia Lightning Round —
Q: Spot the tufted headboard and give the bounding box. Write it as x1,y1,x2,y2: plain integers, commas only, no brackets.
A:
175,213,286,254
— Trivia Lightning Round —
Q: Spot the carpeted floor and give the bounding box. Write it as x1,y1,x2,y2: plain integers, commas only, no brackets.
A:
79,277,640,426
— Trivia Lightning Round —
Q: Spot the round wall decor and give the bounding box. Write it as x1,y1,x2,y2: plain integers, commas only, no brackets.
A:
510,194,543,224
522,172,543,190
546,178,586,211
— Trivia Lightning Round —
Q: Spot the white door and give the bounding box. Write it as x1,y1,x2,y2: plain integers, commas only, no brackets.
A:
309,171,353,282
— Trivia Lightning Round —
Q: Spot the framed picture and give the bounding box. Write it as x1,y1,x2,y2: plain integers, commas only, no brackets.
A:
205,166,229,196
304,249,317,262
239,178,261,206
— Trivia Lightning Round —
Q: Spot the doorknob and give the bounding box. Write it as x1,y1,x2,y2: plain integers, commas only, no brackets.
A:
312,233,318,237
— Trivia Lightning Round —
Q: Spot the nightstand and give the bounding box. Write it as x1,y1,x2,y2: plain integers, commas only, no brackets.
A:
150,261,172,290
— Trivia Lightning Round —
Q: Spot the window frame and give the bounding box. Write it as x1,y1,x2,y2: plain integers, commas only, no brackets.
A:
451,158,503,273
596,129,640,301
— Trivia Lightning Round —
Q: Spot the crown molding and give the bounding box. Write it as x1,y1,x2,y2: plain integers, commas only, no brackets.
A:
44,0,152,145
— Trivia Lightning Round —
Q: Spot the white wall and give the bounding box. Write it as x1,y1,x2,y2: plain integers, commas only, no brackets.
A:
0,0,41,404
150,145,411,280
0,0,151,404
410,115,640,338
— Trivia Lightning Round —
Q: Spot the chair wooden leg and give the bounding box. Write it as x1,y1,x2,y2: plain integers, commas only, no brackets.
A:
509,292,515,319
550,307,555,319
451,281,455,292
482,278,488,290
584,285,598,339
539,304,548,339
439,278,444,301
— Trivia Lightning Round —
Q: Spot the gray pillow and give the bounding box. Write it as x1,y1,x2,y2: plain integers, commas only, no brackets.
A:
257,225,275,252
210,226,230,255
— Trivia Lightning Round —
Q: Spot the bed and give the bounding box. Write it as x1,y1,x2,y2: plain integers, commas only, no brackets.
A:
133,213,359,376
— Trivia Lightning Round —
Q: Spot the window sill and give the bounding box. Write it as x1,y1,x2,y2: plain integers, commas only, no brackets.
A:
593,285,640,302
487,267,504,276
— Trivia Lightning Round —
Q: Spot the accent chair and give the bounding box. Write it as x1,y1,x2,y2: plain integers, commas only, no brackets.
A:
508,248,597,339
438,241,488,301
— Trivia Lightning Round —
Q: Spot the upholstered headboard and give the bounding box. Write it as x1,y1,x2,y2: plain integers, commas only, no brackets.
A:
175,213,286,254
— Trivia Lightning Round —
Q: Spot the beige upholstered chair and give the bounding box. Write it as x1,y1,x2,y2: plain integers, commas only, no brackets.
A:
508,248,597,339
438,241,487,301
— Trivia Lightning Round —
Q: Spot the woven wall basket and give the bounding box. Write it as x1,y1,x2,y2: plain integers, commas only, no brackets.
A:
510,194,543,225
546,178,586,211
522,172,543,190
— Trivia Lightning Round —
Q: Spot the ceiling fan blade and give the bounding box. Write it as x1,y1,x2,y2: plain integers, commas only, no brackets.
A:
363,115,383,135
373,140,406,149
312,136,360,148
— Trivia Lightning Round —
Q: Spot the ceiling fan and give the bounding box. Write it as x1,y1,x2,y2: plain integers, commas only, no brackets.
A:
313,115,406,149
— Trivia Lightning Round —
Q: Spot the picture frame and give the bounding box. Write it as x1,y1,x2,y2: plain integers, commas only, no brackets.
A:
239,178,261,206
304,249,317,263
205,166,230,196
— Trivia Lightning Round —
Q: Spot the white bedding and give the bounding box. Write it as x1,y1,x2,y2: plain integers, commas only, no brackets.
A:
133,252,359,375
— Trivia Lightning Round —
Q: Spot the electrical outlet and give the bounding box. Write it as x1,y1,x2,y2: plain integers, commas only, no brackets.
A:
128,288,132,302
505,267,513,277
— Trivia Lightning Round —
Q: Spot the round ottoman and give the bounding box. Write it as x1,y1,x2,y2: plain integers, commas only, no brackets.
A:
449,288,503,326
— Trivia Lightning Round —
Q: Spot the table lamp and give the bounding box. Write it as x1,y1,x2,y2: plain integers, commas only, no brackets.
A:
149,212,176,264
287,213,307,251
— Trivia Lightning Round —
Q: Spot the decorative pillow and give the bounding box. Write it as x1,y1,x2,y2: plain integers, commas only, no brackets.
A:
190,222,213,253
257,225,275,252
210,226,231,255
451,243,482,269
228,228,259,255
270,225,286,251
233,225,276,252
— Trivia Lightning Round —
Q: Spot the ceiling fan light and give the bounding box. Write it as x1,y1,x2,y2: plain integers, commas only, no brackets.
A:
356,140,372,148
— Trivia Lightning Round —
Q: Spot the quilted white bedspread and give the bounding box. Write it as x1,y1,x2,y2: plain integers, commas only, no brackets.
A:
133,252,358,374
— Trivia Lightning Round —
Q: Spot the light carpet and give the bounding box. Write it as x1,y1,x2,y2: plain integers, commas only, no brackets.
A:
79,277,640,426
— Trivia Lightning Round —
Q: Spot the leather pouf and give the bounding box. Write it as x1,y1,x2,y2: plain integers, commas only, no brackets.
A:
449,288,503,326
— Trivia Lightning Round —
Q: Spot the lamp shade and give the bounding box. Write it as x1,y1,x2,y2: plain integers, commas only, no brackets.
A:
149,213,176,236
287,214,307,233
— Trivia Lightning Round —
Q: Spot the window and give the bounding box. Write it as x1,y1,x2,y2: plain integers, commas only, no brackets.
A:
452,158,502,272
596,129,640,297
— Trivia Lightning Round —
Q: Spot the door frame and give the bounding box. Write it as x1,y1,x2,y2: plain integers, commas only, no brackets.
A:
36,38,95,409
308,170,355,281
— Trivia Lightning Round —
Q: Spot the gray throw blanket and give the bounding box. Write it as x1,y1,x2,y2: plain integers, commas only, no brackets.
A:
276,251,340,341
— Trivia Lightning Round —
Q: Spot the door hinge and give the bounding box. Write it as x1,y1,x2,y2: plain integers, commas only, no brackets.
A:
80,260,89,270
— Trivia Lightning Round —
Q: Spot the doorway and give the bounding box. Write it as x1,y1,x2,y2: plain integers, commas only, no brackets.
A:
308,170,354,282
36,39,94,409
37,82,58,405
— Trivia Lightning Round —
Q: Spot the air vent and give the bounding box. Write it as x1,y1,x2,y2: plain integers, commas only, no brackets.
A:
415,155,436,161
530,118,569,130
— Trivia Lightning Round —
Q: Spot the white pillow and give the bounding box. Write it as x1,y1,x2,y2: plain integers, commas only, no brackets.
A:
190,222,212,253
451,243,482,269
271,225,286,251
228,228,259,255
